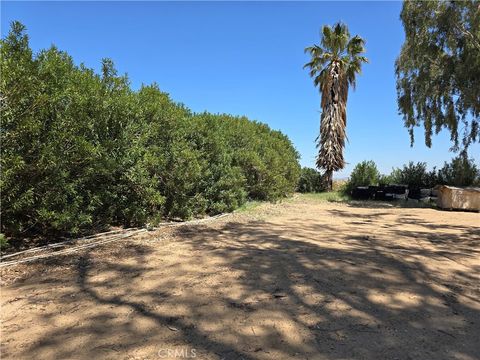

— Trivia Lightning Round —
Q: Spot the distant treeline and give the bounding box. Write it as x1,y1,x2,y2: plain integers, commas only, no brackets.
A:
345,157,480,193
0,22,300,237
298,156,480,195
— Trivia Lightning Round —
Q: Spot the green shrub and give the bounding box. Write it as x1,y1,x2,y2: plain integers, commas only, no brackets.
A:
0,22,300,238
437,154,479,187
297,167,325,193
389,162,437,188
0,234,8,250
378,174,393,185
386,156,479,189
345,160,380,193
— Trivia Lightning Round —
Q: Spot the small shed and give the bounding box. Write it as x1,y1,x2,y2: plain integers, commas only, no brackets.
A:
436,185,480,212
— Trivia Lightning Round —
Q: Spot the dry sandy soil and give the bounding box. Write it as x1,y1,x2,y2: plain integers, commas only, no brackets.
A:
1,196,479,360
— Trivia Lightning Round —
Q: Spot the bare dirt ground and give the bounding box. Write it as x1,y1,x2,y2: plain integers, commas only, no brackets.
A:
1,196,479,360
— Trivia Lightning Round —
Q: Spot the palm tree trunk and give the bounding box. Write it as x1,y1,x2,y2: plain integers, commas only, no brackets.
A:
316,61,346,180
325,169,333,191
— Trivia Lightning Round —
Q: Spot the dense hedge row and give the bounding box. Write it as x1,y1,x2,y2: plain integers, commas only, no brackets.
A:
0,22,300,237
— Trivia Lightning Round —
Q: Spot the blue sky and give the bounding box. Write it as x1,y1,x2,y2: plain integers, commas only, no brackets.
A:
2,1,478,177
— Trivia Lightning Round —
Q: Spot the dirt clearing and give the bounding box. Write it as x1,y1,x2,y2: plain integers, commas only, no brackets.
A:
1,196,479,360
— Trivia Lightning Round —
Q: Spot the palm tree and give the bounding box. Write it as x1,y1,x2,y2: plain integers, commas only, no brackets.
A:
304,23,368,190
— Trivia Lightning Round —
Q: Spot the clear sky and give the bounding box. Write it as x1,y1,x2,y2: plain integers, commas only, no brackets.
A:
2,1,478,177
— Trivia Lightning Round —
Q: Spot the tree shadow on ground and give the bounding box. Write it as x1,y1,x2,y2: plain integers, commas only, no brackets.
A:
6,210,480,360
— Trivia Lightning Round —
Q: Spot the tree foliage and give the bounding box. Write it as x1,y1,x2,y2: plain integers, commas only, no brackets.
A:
344,156,479,194
304,22,367,189
386,157,478,189
0,22,300,238
437,154,479,187
345,160,380,192
297,167,325,193
389,162,438,189
396,0,480,150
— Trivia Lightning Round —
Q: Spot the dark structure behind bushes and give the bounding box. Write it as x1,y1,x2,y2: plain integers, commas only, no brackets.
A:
0,22,301,238
351,185,408,201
